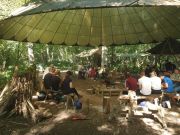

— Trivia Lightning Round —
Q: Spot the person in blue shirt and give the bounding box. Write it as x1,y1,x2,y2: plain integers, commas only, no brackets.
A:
159,72,174,93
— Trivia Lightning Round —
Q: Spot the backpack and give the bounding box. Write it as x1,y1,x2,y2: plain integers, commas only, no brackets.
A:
74,99,82,110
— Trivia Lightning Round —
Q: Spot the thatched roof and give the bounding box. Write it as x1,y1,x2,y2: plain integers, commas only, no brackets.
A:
0,0,180,46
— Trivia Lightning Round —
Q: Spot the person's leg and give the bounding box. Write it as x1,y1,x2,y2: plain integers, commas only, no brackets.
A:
174,86,180,93
136,89,141,95
174,82,180,93
70,88,82,98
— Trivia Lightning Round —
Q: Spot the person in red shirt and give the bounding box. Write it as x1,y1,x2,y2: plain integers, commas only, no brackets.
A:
125,72,138,91
88,67,96,79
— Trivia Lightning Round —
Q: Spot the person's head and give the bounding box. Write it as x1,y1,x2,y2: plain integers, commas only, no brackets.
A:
150,71,157,77
65,71,72,78
164,71,171,77
125,72,131,78
174,69,179,74
55,69,61,76
140,71,145,77
49,64,55,73
159,72,165,80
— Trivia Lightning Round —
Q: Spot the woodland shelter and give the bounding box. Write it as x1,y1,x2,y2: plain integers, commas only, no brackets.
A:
0,0,180,46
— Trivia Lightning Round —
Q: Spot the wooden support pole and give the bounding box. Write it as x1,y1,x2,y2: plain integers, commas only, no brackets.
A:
103,96,110,114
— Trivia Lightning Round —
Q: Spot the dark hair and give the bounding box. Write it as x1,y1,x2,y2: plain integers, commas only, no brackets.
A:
125,72,131,78
158,72,164,77
65,71,72,78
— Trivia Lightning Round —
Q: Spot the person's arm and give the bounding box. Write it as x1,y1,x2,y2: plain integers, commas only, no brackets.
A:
70,80,74,88
162,82,168,89
138,79,142,90
125,80,128,90
162,78,168,89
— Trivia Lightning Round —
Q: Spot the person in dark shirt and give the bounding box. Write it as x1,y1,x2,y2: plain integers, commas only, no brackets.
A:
164,60,176,73
51,69,62,91
43,66,55,90
61,71,82,98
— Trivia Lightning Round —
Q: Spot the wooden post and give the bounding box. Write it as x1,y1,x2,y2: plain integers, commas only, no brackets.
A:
128,90,137,119
84,98,90,114
103,96,110,114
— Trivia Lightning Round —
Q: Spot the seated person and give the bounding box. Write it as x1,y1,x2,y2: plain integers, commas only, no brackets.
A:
51,69,62,91
101,65,109,79
171,69,180,93
159,72,174,93
104,73,115,88
164,60,176,73
125,72,138,91
43,66,55,90
137,71,151,95
61,71,82,98
150,71,162,94
78,65,86,79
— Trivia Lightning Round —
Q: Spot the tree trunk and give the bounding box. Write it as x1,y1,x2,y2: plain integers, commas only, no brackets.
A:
101,46,108,68
46,44,50,63
27,43,34,64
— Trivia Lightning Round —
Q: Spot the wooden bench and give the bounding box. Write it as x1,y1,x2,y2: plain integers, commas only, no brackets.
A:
86,88,95,94
118,91,167,128
100,88,121,96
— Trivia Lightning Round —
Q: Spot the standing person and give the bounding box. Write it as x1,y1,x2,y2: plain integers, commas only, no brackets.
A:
137,71,151,95
61,71,82,98
125,72,138,91
150,71,162,94
160,72,174,93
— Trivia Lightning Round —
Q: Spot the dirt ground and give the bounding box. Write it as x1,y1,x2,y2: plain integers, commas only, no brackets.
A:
0,78,180,135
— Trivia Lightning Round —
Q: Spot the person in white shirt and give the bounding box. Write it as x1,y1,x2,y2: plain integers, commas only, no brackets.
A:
150,71,162,94
138,71,151,95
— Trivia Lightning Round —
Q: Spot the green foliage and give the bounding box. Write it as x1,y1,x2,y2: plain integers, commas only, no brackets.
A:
106,44,155,72
33,44,93,69
0,40,28,68
0,67,14,90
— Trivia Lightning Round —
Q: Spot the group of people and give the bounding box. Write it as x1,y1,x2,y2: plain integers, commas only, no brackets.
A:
78,64,109,80
43,65,82,100
125,68,180,96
